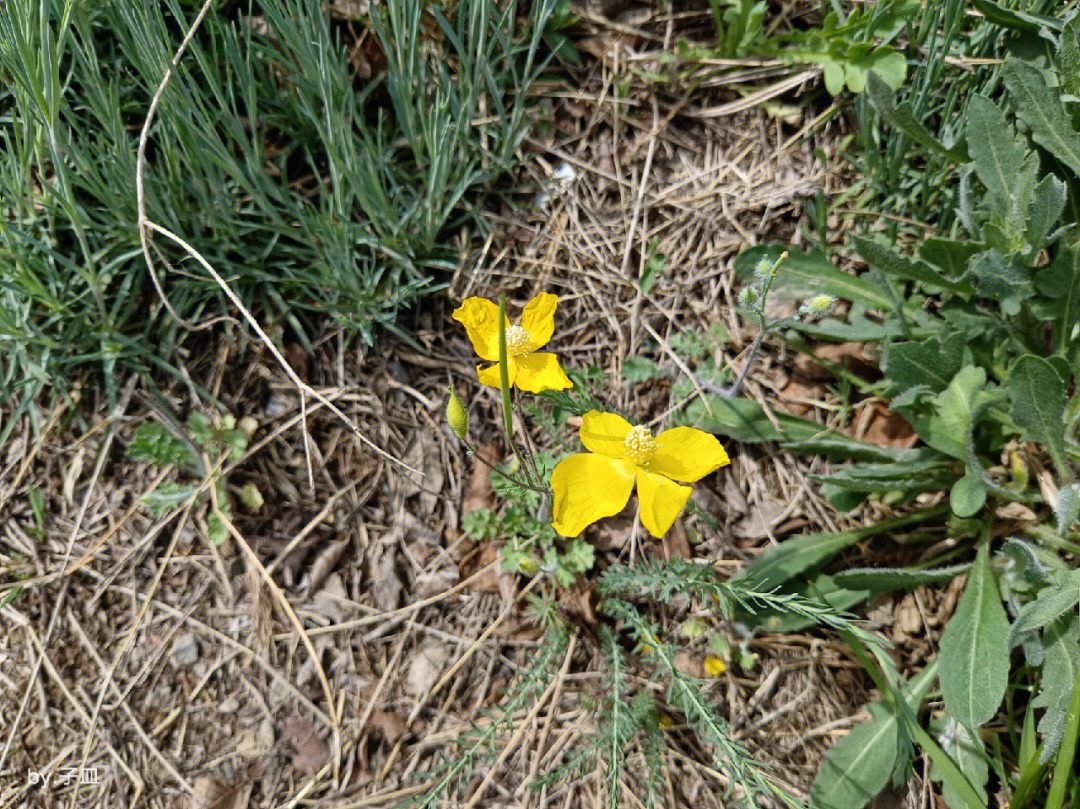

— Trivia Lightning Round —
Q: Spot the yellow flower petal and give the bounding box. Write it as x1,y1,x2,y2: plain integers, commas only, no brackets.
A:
520,292,558,351
579,410,632,459
647,427,730,483
514,352,572,393
635,469,692,538
476,359,517,389
551,453,636,537
452,297,503,361
704,656,726,677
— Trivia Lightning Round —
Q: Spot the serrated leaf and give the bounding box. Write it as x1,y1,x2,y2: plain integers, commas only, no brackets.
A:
1059,17,1080,97
835,563,971,590
1026,174,1067,250
810,663,938,809
939,544,1010,728
1009,354,1069,477
854,235,974,294
1057,484,1080,535
1009,570,1080,644
733,245,892,310
866,71,969,163
1004,58,1080,182
967,250,1033,316
966,94,1028,204
140,482,198,516
917,238,982,278
622,357,663,382
883,332,966,398
1032,614,1080,761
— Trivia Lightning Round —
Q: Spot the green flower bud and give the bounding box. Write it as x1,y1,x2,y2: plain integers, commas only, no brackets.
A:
239,482,264,511
446,386,469,440
518,556,539,576
753,258,774,280
801,294,835,318
737,286,760,309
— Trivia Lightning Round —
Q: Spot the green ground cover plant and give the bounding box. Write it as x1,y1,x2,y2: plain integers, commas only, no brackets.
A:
0,0,557,438
700,7,1080,807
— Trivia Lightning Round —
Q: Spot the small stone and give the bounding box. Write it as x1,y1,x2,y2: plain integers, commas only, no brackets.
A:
171,633,200,668
218,696,240,714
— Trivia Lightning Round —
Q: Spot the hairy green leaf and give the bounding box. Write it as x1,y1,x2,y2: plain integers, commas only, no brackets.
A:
1008,355,1069,478
1059,17,1080,97
917,239,982,278
1009,570,1080,644
835,562,970,590
883,332,966,399
810,662,938,809
1032,614,1080,762
966,94,1028,205
967,250,1033,316
931,716,989,808
854,235,973,294
1004,59,1080,182
939,544,1010,728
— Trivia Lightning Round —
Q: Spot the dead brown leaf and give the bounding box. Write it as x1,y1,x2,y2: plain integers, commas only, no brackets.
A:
559,582,598,627
405,640,451,699
302,538,350,595
282,713,330,778
857,401,918,449
369,711,408,747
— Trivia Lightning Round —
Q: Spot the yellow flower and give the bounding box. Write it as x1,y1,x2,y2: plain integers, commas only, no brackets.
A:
704,656,727,677
551,411,730,538
452,293,573,393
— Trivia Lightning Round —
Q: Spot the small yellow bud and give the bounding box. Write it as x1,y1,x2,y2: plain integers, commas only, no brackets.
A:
704,656,726,677
445,387,469,440
658,713,675,730
518,556,539,576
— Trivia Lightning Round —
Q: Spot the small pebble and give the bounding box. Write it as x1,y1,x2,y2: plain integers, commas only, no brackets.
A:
171,633,200,668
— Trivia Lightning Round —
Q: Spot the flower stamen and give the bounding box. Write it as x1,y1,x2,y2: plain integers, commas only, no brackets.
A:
623,425,657,465
504,324,531,357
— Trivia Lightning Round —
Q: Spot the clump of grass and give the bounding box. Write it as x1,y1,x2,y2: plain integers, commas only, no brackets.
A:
0,0,559,439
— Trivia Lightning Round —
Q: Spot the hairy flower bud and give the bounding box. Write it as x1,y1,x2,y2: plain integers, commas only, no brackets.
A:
801,294,835,318
737,286,760,309
445,387,469,439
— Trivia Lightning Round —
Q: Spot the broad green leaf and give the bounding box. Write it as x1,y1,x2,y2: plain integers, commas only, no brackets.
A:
835,562,970,590
141,482,197,516
917,238,982,278
966,94,1027,204
810,663,938,809
1032,615,1080,762
1026,174,1067,250
883,332,965,398
854,235,973,294
1059,17,1080,97
730,508,946,591
1056,483,1080,535
967,250,1033,316
733,245,892,310
939,544,1010,728
922,366,1000,461
1004,59,1080,182
1009,570,1080,644
950,471,986,518
866,71,969,163
1008,355,1069,477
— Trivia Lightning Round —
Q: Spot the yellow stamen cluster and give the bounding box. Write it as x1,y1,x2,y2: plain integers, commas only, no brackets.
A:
623,425,657,465
504,324,531,357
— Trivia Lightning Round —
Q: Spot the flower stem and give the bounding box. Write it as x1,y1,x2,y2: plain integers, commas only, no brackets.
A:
462,440,551,495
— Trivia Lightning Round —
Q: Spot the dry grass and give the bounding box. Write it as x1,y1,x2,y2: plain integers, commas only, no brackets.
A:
0,3,944,808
